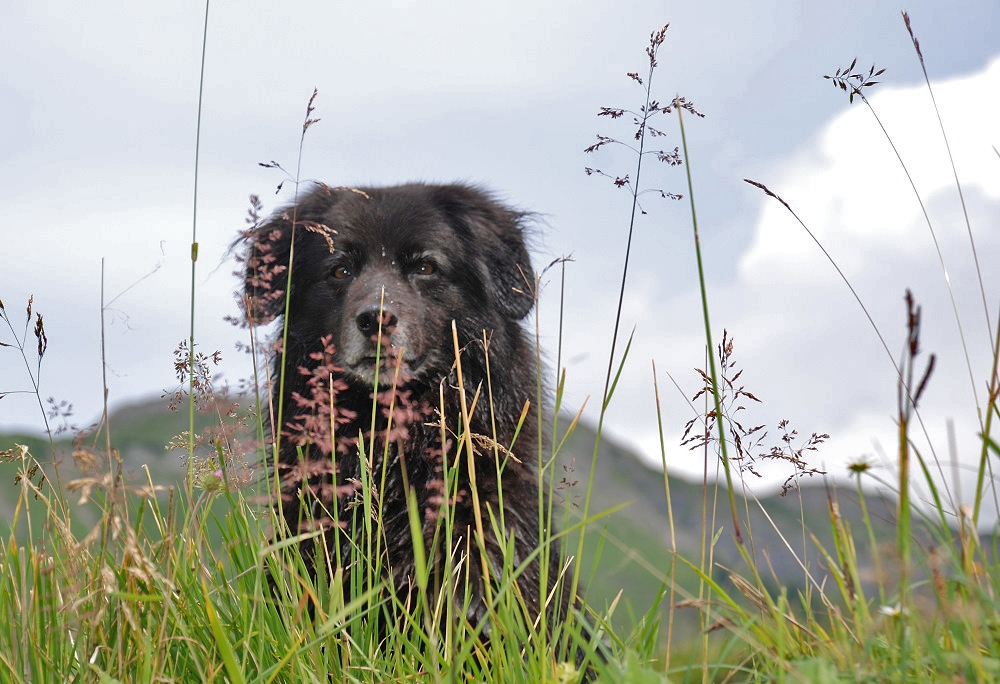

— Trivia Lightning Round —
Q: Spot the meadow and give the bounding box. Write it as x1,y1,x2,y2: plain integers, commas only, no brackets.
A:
2,12,999,683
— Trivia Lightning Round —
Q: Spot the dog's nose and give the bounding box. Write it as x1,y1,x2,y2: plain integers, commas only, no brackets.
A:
355,304,398,336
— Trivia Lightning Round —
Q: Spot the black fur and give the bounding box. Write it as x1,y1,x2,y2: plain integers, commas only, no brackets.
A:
243,183,572,635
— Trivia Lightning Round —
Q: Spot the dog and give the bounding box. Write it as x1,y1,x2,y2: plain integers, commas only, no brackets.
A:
241,182,577,645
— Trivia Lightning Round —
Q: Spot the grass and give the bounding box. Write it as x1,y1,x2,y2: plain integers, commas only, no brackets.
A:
2,10,1000,683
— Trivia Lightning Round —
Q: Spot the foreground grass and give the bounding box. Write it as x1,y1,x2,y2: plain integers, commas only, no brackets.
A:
2,325,998,683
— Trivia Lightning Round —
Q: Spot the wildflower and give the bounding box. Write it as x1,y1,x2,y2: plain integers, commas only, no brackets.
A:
878,603,907,618
847,457,875,476
197,469,225,493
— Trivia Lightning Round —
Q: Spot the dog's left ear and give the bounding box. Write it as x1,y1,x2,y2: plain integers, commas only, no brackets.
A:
432,185,536,320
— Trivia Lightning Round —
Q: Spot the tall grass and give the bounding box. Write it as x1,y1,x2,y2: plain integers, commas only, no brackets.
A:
1,10,999,684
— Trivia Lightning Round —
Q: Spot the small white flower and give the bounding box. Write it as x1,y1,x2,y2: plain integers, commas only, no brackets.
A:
878,603,905,617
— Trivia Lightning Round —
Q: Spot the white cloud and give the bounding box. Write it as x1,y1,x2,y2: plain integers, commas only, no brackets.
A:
741,56,1000,283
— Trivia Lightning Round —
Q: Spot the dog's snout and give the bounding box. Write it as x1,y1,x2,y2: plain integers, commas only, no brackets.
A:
355,304,398,336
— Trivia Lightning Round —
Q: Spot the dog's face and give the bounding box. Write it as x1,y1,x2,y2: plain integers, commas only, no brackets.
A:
245,183,535,386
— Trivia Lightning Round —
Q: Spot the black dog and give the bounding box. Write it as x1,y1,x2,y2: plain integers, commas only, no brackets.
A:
241,183,574,640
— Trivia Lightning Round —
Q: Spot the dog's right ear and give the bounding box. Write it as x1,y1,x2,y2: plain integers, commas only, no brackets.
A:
242,214,292,326
240,184,338,326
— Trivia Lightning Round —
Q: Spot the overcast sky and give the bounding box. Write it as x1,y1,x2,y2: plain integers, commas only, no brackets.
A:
2,1,999,520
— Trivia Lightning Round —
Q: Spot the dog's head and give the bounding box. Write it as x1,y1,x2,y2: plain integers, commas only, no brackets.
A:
242,183,535,384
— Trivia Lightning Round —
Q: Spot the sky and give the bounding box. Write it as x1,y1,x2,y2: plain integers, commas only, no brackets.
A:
2,1,999,521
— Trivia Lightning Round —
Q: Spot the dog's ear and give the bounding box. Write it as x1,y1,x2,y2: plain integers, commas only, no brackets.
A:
240,185,337,325
242,214,291,326
432,185,536,321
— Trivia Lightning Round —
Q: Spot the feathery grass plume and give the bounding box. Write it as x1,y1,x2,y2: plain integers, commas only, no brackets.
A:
162,341,254,494
583,23,703,405
1,296,50,419
579,21,704,623
681,330,828,496
760,420,828,497
682,330,767,473
823,57,885,104
584,25,703,213
0,295,70,497
231,194,288,327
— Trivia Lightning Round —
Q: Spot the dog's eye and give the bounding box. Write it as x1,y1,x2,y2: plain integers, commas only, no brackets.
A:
414,261,437,276
330,265,353,280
